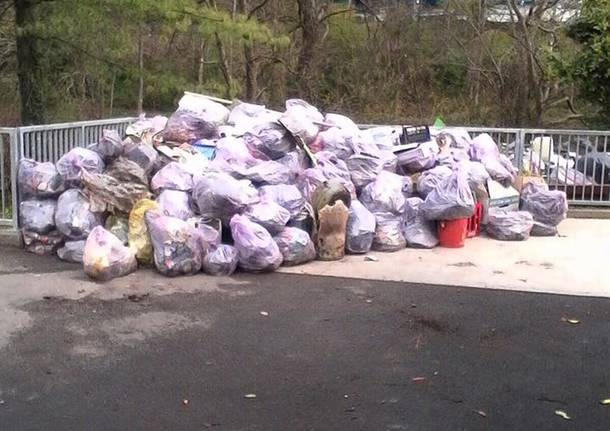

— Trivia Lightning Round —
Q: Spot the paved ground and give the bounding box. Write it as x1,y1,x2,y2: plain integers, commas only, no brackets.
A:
281,218,610,298
0,247,609,430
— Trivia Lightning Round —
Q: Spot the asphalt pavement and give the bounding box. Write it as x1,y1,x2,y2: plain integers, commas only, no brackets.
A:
0,248,609,430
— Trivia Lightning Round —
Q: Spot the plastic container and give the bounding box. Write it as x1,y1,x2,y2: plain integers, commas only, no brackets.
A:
437,218,468,248
467,202,483,238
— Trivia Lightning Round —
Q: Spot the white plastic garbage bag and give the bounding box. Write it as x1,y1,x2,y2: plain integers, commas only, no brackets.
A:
20,199,56,234
487,209,533,241
203,244,239,276
56,147,104,187
259,184,305,218
347,153,384,189
230,214,283,272
18,159,64,198
57,240,86,263
274,227,316,266
151,162,195,193
88,129,123,162
420,170,475,221
346,200,376,254
520,182,568,227
360,171,413,216
83,226,137,281
243,122,295,160
163,94,229,143
156,189,194,221
416,165,453,199
372,212,406,252
55,189,103,240
193,172,259,221
403,197,438,249
244,199,291,235
145,212,203,276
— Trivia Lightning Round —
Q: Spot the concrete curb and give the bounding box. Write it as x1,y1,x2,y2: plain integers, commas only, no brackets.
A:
568,208,610,219
0,229,22,248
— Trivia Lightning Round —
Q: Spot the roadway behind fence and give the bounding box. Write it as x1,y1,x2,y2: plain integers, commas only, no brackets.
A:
1,118,609,230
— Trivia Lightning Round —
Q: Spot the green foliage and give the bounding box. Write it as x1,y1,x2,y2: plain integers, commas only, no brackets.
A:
565,0,610,123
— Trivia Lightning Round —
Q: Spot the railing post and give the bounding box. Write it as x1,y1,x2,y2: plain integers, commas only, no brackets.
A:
10,128,20,230
514,129,526,172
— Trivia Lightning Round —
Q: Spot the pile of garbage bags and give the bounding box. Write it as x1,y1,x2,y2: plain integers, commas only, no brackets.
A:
17,93,569,281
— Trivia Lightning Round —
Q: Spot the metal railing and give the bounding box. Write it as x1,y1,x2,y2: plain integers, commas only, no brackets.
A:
0,118,136,228
2,120,610,230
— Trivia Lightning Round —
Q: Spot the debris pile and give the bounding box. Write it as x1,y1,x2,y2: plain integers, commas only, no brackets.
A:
18,93,569,281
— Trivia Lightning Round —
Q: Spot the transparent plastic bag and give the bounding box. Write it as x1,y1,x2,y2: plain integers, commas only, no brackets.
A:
274,227,316,266
193,172,259,221
203,244,239,276
22,230,63,256
520,183,568,227
88,129,123,162
156,189,194,221
403,197,438,249
420,170,475,221
347,153,384,189
83,226,137,281
314,127,354,159
56,147,104,187
230,214,283,272
360,171,413,216
416,165,453,199
55,189,102,240
243,121,295,160
105,157,149,186
105,215,129,245
18,159,64,198
151,162,195,193
187,217,221,255
123,142,158,174
57,240,86,263
259,184,305,219
163,95,229,143
20,199,56,234
145,212,203,276
487,209,533,241
244,160,295,186
372,213,406,252
244,199,291,235
346,200,376,254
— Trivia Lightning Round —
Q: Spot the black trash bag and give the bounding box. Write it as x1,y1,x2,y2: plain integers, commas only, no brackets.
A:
520,183,568,227
259,184,305,219
203,244,239,276
273,227,316,267
420,169,475,221
157,189,195,221
20,199,56,234
88,129,123,162
145,212,203,276
18,159,65,198
372,212,406,252
244,199,291,235
403,197,438,249
193,172,259,222
55,189,103,240
57,240,86,263
23,230,63,256
346,200,376,254
230,214,283,272
55,147,104,188
487,209,533,241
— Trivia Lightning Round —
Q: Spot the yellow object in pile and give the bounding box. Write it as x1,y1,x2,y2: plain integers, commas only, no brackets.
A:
128,198,159,265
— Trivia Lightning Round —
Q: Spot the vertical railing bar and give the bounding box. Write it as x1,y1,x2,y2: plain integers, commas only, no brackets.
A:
600,136,608,203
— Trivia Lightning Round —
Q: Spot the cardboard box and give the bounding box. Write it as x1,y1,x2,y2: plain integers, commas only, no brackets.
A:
513,175,547,193
487,179,520,212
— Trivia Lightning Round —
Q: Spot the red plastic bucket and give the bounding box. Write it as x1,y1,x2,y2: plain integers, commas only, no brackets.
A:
467,203,483,238
437,218,469,248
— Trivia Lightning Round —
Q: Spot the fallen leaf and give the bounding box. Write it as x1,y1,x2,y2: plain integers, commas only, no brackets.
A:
412,377,426,383
476,410,487,418
600,399,610,405
260,311,269,317
244,394,257,399
555,410,571,420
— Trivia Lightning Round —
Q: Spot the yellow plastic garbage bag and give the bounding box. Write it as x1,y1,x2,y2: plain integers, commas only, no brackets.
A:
128,198,159,265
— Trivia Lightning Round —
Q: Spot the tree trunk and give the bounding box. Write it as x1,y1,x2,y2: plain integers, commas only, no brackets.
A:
137,27,144,114
14,0,44,125
296,0,322,99
244,44,258,101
